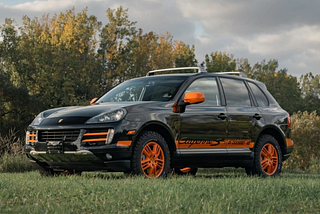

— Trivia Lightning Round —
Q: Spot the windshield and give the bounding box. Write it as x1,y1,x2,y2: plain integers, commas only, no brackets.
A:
97,76,188,103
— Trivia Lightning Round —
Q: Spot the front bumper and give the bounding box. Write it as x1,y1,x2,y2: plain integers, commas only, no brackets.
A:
25,120,137,172
26,147,132,172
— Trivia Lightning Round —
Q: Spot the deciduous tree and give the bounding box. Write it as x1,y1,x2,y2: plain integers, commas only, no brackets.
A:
299,73,320,113
203,52,236,73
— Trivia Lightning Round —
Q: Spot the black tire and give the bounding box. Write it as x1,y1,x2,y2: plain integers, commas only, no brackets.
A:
173,167,198,176
245,167,253,176
252,134,282,176
132,131,171,178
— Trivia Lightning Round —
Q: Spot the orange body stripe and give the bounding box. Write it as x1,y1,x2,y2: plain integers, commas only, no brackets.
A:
28,134,36,137
286,139,294,147
28,140,36,143
117,141,132,147
176,142,225,149
225,142,254,148
175,139,254,149
82,138,106,142
83,132,108,136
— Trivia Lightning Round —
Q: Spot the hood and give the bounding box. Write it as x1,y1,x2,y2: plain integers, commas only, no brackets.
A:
47,102,137,118
38,102,149,126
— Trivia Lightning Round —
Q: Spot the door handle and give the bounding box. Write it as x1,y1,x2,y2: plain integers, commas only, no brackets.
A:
218,113,228,120
253,113,262,120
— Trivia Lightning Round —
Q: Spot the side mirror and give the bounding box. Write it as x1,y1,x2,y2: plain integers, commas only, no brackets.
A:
90,98,98,105
184,92,205,104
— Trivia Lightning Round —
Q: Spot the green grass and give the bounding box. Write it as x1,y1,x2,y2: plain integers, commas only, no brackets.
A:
0,169,319,213
0,153,36,173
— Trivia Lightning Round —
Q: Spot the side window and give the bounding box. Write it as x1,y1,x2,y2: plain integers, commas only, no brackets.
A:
220,78,251,107
185,77,221,106
248,82,269,107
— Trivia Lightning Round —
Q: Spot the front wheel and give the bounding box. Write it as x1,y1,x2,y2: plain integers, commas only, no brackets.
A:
132,131,171,178
252,134,283,176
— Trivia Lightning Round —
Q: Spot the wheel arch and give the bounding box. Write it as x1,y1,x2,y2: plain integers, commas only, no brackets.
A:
132,121,176,161
255,125,286,158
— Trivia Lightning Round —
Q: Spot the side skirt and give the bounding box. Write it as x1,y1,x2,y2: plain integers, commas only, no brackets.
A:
173,148,254,168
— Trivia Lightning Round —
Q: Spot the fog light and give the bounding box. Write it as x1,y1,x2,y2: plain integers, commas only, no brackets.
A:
106,153,112,160
26,131,30,145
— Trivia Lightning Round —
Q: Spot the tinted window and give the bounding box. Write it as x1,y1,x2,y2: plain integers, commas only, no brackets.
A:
220,78,251,107
248,82,269,107
185,77,221,106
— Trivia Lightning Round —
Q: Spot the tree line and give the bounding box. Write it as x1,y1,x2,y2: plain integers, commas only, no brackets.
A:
0,6,319,136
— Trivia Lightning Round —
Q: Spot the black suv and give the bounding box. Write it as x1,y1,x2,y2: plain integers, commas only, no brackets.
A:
26,67,293,177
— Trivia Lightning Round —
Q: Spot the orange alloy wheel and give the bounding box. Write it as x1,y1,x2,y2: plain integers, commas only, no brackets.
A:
140,142,165,178
260,143,279,175
180,167,192,173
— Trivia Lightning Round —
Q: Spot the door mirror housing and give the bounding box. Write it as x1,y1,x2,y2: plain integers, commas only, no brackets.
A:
184,92,205,104
90,98,98,105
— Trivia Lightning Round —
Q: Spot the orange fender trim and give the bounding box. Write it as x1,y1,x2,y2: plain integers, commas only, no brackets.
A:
117,141,132,147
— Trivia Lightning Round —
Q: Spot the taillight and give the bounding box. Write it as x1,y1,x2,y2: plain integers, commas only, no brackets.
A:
287,113,291,128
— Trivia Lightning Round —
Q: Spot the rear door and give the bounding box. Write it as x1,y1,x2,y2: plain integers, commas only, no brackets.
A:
219,77,261,157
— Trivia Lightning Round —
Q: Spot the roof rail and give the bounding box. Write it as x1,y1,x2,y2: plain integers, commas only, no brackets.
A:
146,67,205,76
217,71,247,78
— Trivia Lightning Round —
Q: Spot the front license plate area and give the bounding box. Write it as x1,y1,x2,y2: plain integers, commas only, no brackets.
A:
46,141,64,154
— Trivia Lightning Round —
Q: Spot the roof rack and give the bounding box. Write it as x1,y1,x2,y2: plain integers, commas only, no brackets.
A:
146,67,205,76
217,72,247,78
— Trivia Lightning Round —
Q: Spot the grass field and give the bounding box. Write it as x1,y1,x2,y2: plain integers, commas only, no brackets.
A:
0,169,319,214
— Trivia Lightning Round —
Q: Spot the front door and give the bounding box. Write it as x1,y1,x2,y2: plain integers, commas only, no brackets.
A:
178,77,228,158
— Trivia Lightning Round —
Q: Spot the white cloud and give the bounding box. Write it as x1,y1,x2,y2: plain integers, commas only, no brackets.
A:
0,0,320,77
196,35,212,46
177,0,320,36
9,0,97,12
238,25,320,55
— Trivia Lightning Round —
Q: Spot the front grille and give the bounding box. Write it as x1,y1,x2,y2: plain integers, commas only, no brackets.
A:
38,130,80,142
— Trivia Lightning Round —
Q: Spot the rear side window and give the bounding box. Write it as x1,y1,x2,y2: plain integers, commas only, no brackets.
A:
248,82,269,107
185,77,221,106
220,78,251,107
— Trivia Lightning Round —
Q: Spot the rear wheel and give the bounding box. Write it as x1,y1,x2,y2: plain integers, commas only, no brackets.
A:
173,167,198,175
132,131,170,178
252,134,282,176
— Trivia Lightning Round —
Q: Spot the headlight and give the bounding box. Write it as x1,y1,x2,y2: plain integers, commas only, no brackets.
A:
86,109,127,124
30,112,44,126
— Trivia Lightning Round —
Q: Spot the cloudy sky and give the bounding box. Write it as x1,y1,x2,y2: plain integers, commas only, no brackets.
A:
0,0,319,78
